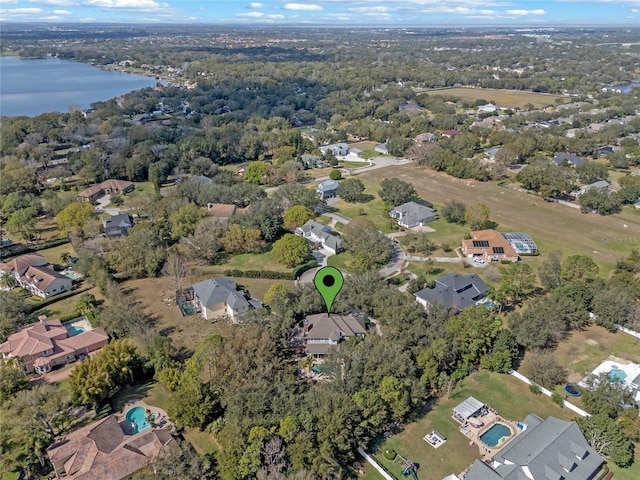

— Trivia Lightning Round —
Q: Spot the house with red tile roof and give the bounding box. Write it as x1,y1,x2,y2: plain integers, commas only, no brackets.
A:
462,230,519,263
47,415,174,480
78,179,134,203
0,316,108,374
0,254,72,298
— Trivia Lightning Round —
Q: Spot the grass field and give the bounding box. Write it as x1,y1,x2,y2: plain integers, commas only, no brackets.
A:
34,242,77,266
418,87,567,109
371,371,578,480
332,179,397,233
358,165,638,273
34,285,104,319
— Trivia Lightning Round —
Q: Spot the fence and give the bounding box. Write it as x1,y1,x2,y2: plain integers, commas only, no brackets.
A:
357,447,396,480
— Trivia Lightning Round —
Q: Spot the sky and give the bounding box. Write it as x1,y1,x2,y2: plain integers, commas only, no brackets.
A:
0,0,639,26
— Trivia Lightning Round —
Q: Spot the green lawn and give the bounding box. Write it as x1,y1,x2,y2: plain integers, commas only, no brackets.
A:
199,248,293,274
327,252,358,271
371,371,578,480
110,381,172,413
34,286,103,319
32,242,76,266
184,428,219,456
332,179,396,233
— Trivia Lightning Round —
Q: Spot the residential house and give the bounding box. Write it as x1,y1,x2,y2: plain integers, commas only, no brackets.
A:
317,179,340,200
484,147,501,162
465,414,604,480
0,238,13,249
0,316,108,374
47,415,174,480
462,230,520,263
399,102,423,114
595,145,616,157
207,203,237,221
301,153,322,168
553,152,586,167
319,143,350,157
440,129,460,139
477,103,498,113
414,273,489,313
502,232,538,255
303,312,366,357
414,133,437,145
102,214,134,238
0,254,72,298
389,200,437,229
191,277,261,322
576,179,611,197
295,220,343,255
78,179,134,203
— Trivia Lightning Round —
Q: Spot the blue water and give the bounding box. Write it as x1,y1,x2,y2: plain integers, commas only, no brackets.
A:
0,57,158,117
125,406,152,434
480,424,511,447
606,79,640,93
66,325,85,337
608,368,627,382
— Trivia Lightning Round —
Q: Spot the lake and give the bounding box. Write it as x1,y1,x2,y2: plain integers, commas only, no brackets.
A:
605,79,640,94
0,57,159,117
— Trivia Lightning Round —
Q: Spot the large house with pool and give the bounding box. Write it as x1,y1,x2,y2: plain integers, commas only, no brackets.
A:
0,253,72,298
47,414,173,480
0,316,108,374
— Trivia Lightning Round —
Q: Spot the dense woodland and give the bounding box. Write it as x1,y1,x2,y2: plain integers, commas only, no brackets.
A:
1,25,640,479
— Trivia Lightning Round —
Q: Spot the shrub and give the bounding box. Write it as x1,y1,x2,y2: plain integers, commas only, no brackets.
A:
529,383,542,395
329,169,342,180
551,392,564,407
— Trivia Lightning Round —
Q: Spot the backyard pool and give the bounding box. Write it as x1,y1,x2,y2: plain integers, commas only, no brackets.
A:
608,365,628,383
182,302,195,315
480,423,511,447
66,325,85,337
125,406,156,434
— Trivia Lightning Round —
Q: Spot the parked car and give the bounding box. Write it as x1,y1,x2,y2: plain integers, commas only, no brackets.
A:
473,257,485,264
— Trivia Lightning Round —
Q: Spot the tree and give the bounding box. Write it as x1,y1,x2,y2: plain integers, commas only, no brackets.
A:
618,174,640,204
0,290,30,342
377,178,418,207
520,352,567,388
576,161,609,183
272,234,311,267
263,283,291,316
169,203,205,240
591,283,633,331
538,250,563,290
133,440,214,480
441,200,466,224
329,169,342,180
577,414,634,467
581,373,633,419
6,207,38,241
162,251,191,292
579,187,621,215
336,178,366,203
464,202,491,230
343,217,392,270
74,293,98,316
499,262,535,305
283,205,314,231
561,255,599,283
60,251,72,266
223,224,263,253
56,202,95,236
244,161,269,184
0,271,17,290
0,360,29,402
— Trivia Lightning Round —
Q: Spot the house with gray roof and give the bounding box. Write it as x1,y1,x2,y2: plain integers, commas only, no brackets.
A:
389,200,437,229
191,277,261,322
295,220,343,255
414,273,488,313
102,214,134,238
553,152,586,167
319,143,350,157
576,179,611,197
317,179,340,200
466,414,604,480
303,313,366,357
484,147,502,162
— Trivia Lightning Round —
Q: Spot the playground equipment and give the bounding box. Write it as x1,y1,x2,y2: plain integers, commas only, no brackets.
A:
401,459,418,480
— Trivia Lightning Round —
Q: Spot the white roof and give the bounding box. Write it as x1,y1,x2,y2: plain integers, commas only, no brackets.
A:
453,396,484,419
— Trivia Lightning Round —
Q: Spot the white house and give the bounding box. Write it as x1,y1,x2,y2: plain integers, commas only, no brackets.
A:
295,220,343,255
0,254,72,298
191,277,261,322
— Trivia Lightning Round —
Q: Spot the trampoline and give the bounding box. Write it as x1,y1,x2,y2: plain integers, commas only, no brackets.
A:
563,384,581,397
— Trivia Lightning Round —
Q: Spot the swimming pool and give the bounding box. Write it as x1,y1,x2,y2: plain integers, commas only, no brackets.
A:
608,366,627,382
65,325,86,337
480,423,511,447
125,406,155,434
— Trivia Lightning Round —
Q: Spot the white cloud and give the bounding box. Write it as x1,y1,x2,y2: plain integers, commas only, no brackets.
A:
506,9,546,16
4,7,43,12
348,6,392,13
0,0,19,5
236,11,264,17
266,14,285,19
284,3,323,11
249,2,264,7
83,0,168,9
29,0,76,5
632,8,639,12
52,9,72,14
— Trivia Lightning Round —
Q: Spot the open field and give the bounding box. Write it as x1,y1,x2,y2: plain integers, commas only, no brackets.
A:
121,274,293,352
418,87,566,109
358,165,638,273
332,179,397,233
34,242,77,265
371,371,577,480
34,285,104,319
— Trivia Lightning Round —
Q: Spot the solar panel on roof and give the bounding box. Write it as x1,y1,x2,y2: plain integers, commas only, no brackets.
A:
472,240,490,248
493,247,504,254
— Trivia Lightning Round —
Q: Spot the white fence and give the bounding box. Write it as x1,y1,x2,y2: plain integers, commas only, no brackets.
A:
357,447,395,480
509,370,590,417
615,324,640,339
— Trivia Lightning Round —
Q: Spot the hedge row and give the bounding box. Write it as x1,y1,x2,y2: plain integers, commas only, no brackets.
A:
1,238,70,259
224,260,317,281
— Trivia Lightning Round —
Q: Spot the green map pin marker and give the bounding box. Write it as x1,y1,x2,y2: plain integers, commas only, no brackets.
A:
314,266,344,314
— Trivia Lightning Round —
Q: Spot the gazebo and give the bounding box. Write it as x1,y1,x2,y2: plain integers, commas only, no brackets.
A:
452,396,485,424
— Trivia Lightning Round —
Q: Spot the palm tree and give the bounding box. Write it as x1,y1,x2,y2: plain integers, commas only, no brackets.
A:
487,287,507,314
60,251,72,266
301,355,315,374
75,294,98,316
0,271,17,290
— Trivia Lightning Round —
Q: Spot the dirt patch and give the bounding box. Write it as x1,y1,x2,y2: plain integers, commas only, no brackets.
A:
585,339,599,347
